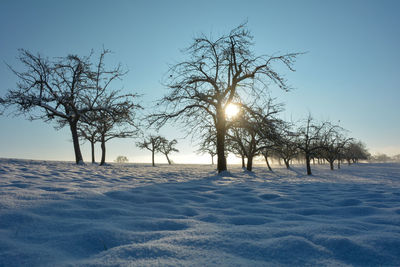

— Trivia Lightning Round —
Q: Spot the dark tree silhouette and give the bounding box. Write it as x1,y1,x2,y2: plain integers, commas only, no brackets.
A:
136,135,163,166
227,101,283,171
273,126,299,169
1,49,127,164
196,126,218,165
159,137,179,165
148,23,301,173
94,93,140,166
343,141,370,164
320,129,352,170
296,114,335,175
78,117,99,163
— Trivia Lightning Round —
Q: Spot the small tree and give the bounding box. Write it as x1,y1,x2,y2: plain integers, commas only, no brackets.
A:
320,129,352,170
343,141,370,164
136,135,163,166
296,114,333,175
227,101,282,171
197,126,218,165
78,112,100,163
115,156,129,163
273,130,299,169
159,137,179,165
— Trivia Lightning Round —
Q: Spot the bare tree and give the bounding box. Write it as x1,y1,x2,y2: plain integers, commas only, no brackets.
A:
196,125,218,165
159,137,179,165
115,156,129,163
343,140,370,164
296,114,333,175
148,23,301,173
136,135,163,166
273,129,299,169
227,101,283,172
1,49,126,164
95,93,140,166
320,129,352,170
78,121,99,163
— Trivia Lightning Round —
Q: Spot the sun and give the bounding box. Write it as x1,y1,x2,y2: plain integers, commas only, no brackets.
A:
225,103,240,119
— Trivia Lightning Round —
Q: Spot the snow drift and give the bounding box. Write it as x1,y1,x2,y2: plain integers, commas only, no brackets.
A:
0,159,399,266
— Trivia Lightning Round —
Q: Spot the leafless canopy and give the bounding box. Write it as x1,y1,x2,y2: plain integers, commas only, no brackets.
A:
148,23,302,172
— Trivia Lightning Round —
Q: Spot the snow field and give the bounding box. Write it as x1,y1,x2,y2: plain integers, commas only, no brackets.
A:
0,159,399,266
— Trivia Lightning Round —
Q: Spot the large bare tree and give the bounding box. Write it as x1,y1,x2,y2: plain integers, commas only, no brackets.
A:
149,23,301,172
1,49,126,164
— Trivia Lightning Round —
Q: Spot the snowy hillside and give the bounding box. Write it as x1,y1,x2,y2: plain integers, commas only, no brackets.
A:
0,158,399,266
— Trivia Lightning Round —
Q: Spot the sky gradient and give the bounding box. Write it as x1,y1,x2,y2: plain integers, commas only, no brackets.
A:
0,0,399,163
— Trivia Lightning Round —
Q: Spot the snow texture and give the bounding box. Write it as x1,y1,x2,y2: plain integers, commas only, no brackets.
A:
0,158,399,266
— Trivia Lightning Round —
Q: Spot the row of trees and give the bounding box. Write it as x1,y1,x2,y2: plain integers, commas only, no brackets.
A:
0,23,371,174
197,107,369,175
369,153,400,163
136,135,179,166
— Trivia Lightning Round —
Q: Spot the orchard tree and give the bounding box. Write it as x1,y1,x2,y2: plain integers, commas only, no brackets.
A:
115,156,128,163
273,130,299,169
197,125,218,165
78,116,99,163
343,141,370,164
1,49,126,164
296,114,334,175
320,129,352,170
148,23,301,173
227,101,283,171
159,137,179,165
136,135,163,166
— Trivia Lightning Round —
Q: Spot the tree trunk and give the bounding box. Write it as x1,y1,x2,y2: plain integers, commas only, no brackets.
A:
216,113,227,173
100,135,106,166
264,155,272,171
165,154,171,165
152,150,155,166
69,120,84,165
329,160,334,170
211,154,214,165
90,141,95,163
338,160,341,169
246,156,253,172
241,155,245,168
284,159,290,169
305,153,312,175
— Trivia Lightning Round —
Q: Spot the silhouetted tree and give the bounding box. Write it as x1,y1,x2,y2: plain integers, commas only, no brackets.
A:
296,114,333,175
227,100,283,171
343,141,370,164
136,135,163,166
78,117,99,163
148,23,301,173
320,129,352,170
159,137,179,165
1,49,126,164
273,128,299,169
197,126,218,165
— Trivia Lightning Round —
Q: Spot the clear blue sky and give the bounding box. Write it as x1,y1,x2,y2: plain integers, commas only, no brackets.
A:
1,0,399,163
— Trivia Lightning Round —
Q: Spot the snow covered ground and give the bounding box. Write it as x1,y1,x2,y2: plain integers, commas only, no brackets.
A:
0,158,399,266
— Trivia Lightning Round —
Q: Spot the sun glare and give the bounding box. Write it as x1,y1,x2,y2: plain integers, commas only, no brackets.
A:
225,103,240,119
